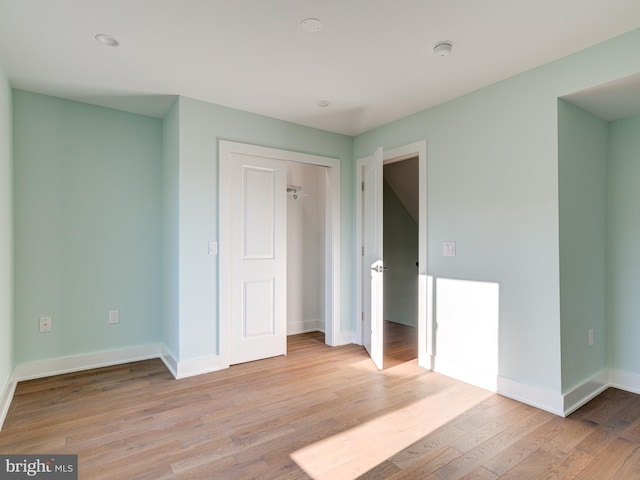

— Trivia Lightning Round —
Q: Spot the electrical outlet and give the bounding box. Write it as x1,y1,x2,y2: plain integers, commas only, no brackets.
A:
588,329,594,346
39,316,52,333
108,310,120,324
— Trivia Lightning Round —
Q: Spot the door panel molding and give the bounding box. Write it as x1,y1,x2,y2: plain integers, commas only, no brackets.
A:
242,278,275,337
242,166,277,259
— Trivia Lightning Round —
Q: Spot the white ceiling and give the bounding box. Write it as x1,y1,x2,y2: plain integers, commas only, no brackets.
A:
562,74,640,122
0,1,639,136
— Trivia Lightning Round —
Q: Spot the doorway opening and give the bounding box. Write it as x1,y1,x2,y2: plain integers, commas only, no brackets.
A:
382,157,419,367
219,141,341,368
286,161,327,337
355,141,428,370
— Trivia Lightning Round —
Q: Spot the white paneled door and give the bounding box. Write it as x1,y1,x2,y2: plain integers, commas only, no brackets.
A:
362,147,384,370
229,153,287,364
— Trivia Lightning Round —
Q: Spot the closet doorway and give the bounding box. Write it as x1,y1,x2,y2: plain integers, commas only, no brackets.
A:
218,141,341,367
286,162,327,336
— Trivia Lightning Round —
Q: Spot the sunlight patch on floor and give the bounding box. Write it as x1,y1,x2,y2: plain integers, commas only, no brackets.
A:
290,381,493,479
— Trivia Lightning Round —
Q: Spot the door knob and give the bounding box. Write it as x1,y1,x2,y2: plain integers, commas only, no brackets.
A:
371,265,389,273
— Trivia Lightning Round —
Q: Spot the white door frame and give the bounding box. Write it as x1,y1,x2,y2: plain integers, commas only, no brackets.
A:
355,140,429,367
219,141,342,368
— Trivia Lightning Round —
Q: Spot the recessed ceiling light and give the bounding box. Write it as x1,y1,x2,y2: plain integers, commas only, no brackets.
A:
316,100,331,108
433,41,453,57
301,18,323,33
95,34,119,47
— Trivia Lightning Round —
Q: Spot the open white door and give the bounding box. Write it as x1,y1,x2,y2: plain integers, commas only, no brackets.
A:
229,153,287,364
362,147,384,369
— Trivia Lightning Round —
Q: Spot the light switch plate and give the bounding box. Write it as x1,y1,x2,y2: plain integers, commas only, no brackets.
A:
443,241,456,257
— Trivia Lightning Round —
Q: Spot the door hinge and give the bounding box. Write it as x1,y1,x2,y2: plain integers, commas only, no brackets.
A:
361,246,364,256
361,181,364,192
361,311,364,322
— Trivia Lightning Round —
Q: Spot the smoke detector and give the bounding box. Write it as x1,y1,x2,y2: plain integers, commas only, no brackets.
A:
433,41,453,57
301,18,323,33
95,34,119,47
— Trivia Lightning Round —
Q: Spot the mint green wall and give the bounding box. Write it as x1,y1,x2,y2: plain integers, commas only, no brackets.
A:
607,114,640,374
175,96,353,361
558,100,608,393
13,91,163,363
162,99,180,358
0,63,12,392
4,26,640,404
354,29,640,393
357,78,564,392
383,181,418,327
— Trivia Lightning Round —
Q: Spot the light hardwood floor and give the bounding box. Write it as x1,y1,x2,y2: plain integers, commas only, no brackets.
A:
1,332,639,479
383,320,417,368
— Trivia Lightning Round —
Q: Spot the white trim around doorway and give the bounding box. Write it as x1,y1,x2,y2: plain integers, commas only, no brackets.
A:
218,141,342,369
355,140,429,367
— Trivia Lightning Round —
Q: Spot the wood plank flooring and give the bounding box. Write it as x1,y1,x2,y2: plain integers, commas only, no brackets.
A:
383,320,417,368
1,332,639,479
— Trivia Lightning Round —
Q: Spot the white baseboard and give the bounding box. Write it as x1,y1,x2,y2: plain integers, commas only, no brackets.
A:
2,344,163,431
418,351,431,370
160,344,179,378
497,375,564,416
421,355,566,416
0,374,16,432
429,358,617,417
287,319,324,336
2,343,223,428
170,353,223,379
13,344,162,382
562,369,609,416
160,345,223,379
499,369,618,417
610,369,640,395
331,330,356,347
7,342,640,429
432,355,499,393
